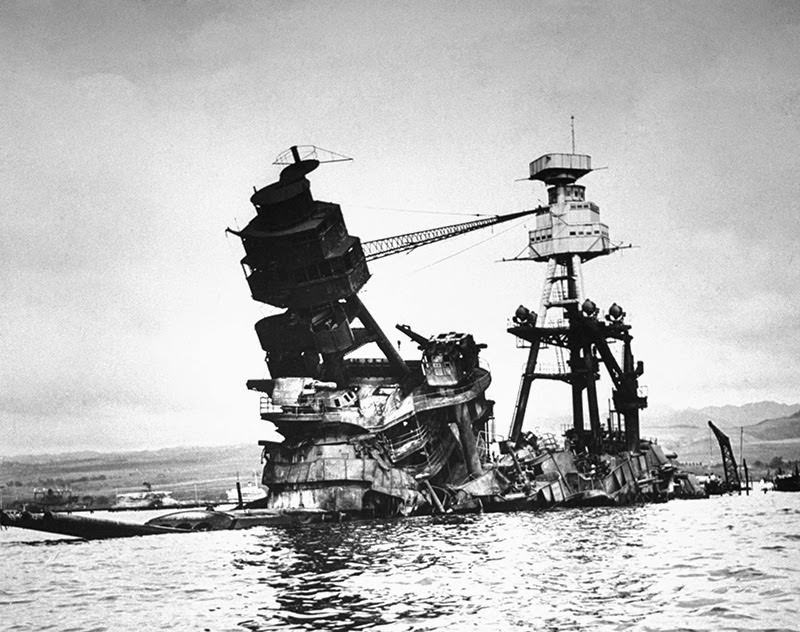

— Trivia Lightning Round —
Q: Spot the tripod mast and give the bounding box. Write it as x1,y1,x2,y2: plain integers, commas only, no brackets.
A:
507,152,647,453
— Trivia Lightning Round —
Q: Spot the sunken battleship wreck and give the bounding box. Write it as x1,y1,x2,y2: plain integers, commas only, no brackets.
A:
1,146,704,539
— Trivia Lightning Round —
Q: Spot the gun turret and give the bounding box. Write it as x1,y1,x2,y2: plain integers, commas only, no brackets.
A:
396,323,430,348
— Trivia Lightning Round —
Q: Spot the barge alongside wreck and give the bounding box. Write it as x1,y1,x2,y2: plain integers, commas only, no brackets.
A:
1,145,704,539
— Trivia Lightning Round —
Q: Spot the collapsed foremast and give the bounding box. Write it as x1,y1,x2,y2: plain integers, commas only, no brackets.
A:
230,146,493,517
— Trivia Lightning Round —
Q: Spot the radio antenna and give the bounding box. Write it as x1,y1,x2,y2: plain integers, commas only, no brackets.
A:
571,115,576,154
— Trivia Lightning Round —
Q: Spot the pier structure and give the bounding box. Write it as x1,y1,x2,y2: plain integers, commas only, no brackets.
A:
507,153,647,453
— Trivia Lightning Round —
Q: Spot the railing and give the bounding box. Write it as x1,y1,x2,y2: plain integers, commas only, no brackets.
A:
539,433,559,452
386,423,431,462
414,370,491,406
507,317,569,349
259,396,364,425
413,433,452,477
533,362,569,376
259,396,284,415
262,370,491,431
476,431,490,462
541,318,569,328
378,370,491,430
507,317,532,348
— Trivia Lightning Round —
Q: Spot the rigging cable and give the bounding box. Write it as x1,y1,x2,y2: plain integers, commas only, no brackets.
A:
414,218,530,272
347,204,493,218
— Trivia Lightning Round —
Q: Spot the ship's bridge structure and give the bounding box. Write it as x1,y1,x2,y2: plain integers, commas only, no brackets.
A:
527,153,611,263
508,152,647,455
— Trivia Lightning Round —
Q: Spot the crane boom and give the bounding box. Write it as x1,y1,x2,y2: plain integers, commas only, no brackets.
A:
362,207,545,261
708,420,742,494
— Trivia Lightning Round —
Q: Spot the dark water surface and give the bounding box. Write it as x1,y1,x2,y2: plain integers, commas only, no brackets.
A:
2,492,799,631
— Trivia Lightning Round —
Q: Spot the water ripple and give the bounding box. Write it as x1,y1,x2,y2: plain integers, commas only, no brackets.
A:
2,494,800,630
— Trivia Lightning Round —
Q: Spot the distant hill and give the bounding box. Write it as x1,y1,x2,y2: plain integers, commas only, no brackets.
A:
746,410,800,441
644,403,800,466
0,443,263,505
648,401,800,430
3,403,798,496
700,401,800,426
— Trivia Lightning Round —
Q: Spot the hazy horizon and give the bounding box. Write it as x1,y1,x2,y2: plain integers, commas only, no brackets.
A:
2,399,798,459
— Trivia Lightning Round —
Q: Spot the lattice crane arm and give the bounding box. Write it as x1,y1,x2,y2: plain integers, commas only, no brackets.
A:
362,207,545,261
708,420,742,493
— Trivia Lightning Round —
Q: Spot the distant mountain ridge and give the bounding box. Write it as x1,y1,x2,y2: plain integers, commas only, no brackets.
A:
644,401,800,465
649,401,800,430
3,403,797,471
1,443,257,467
0,443,263,504
747,409,800,441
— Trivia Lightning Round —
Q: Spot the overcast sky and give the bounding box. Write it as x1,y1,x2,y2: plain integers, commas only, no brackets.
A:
1,1,798,455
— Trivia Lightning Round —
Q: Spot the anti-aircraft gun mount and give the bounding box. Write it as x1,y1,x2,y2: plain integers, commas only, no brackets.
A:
396,324,487,388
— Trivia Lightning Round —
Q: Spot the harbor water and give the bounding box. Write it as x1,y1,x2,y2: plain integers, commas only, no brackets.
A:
2,492,799,631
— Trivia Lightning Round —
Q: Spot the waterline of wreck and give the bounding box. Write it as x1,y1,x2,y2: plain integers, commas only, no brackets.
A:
2,492,799,632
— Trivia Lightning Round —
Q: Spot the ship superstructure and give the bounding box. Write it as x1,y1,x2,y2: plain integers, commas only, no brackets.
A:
507,152,646,453
230,145,700,515
497,151,686,505
229,146,497,517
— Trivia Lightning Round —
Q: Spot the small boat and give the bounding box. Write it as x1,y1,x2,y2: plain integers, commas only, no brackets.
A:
113,490,179,509
225,482,267,505
773,464,800,492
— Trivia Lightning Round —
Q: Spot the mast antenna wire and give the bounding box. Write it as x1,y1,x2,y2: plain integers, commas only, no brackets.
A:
500,240,535,262
414,218,528,272
348,204,493,218
273,145,353,165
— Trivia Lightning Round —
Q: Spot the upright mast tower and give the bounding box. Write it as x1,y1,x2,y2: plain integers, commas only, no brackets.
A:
508,152,647,454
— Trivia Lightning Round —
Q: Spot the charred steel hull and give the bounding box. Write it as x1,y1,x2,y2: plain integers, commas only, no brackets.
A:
1,439,683,540
255,368,493,517
0,507,366,540
564,489,616,507
0,510,187,539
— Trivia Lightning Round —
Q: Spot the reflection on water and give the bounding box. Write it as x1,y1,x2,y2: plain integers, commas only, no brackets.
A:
2,493,800,631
